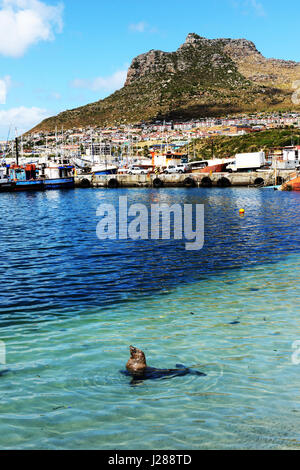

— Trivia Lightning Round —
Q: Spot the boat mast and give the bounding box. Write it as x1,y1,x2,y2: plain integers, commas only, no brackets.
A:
100,132,102,164
15,137,19,166
21,134,24,162
91,130,94,166
127,130,130,166
61,126,64,160
55,126,58,160
3,126,11,164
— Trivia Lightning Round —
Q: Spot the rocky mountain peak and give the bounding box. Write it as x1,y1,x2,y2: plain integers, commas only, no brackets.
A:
124,34,263,86
30,33,300,133
181,34,260,56
183,33,206,45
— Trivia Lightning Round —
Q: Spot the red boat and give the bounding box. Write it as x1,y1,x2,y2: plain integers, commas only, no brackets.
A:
189,160,229,173
199,163,228,173
282,174,300,191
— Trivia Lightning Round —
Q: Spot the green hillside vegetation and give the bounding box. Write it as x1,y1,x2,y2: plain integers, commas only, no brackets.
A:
185,128,300,160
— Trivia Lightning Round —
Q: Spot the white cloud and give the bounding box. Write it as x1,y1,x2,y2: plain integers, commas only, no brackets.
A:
71,69,127,93
0,106,50,134
248,0,265,16
129,21,158,34
129,21,147,33
51,91,61,100
231,0,266,17
0,0,64,57
0,76,11,104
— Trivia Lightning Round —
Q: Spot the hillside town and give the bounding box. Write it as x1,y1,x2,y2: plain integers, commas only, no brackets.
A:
1,112,300,163
0,110,300,192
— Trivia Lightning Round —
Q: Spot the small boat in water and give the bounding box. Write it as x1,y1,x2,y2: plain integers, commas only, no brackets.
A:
38,160,74,189
0,136,75,192
9,164,44,191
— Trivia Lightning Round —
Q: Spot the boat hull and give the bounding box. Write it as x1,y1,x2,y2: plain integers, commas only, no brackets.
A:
14,180,44,191
5,178,75,191
191,163,228,173
91,165,118,176
0,181,16,192
43,177,74,189
282,176,300,191
93,169,118,175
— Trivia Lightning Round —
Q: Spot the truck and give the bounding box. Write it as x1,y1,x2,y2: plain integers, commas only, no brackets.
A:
226,151,266,172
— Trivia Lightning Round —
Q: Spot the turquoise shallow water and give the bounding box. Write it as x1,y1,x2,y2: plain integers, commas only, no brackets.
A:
0,187,300,449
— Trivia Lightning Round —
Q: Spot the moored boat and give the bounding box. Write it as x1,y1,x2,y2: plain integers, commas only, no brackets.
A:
39,162,75,189
1,161,75,192
9,164,44,191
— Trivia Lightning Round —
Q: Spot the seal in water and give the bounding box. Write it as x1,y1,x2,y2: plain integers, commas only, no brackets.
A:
123,345,206,384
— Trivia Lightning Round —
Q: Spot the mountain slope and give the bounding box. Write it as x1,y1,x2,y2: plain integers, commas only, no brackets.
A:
30,34,300,133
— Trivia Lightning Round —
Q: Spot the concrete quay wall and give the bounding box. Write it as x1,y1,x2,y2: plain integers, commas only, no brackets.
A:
75,169,295,189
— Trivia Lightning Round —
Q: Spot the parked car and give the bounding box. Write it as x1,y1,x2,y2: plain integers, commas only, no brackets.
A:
128,166,148,175
164,164,189,174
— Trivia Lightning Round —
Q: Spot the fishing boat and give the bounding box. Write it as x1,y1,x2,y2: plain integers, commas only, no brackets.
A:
9,164,44,191
0,136,75,192
38,160,75,189
4,161,74,191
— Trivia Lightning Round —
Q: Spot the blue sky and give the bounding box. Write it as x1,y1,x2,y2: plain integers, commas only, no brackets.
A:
0,0,300,139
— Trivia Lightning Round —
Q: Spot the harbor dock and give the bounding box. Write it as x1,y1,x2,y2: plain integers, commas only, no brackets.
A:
75,169,295,189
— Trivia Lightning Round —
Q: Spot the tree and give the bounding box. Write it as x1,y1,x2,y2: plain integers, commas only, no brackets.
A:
143,145,149,158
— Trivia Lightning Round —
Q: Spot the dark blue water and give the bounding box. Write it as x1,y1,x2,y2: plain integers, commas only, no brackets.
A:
0,187,300,450
0,188,299,319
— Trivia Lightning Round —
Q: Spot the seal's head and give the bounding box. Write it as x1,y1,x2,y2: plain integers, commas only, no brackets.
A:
126,346,147,373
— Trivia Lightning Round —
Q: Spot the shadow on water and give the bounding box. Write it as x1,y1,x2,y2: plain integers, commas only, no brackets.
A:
0,187,300,326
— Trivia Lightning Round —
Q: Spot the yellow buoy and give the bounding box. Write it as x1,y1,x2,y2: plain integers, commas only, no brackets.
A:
239,208,245,215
